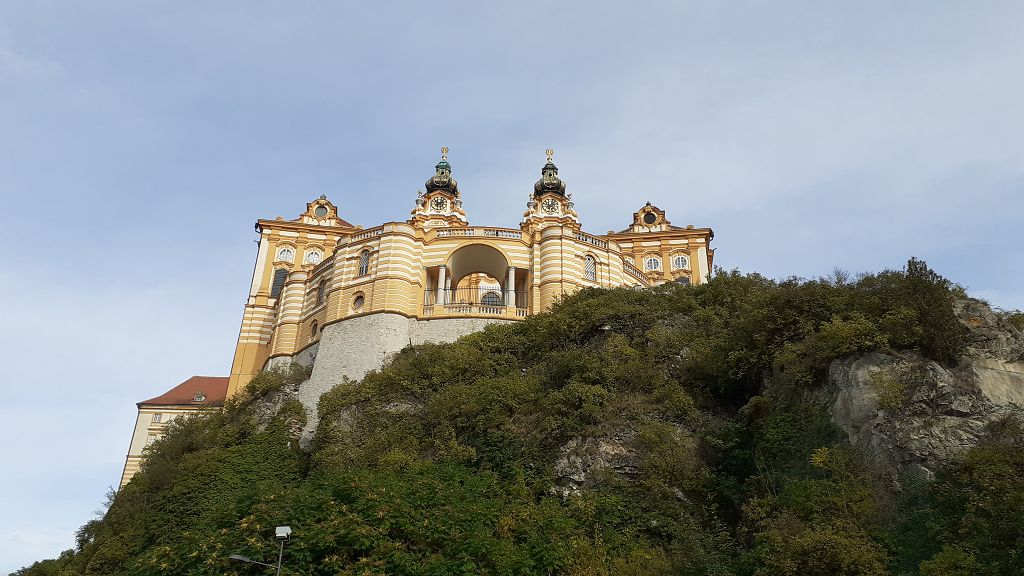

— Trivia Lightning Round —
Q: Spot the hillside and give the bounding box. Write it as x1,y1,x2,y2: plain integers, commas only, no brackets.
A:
16,259,1024,576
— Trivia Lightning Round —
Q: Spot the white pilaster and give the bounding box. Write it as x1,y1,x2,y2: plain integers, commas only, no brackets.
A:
697,246,710,283
505,266,516,306
436,265,447,305
249,235,269,297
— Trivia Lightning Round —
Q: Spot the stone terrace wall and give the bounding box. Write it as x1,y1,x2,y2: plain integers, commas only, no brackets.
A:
293,313,514,444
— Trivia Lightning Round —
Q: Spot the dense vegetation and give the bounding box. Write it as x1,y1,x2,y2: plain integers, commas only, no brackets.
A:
16,259,1024,575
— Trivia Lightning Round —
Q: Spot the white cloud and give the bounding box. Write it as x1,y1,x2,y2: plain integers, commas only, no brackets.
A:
0,35,61,79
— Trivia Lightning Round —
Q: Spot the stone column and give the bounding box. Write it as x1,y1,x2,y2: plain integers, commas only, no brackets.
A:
506,266,516,307
436,265,447,305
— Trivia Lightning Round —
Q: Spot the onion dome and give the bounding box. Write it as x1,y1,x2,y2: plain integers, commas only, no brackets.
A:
533,148,566,196
425,146,459,195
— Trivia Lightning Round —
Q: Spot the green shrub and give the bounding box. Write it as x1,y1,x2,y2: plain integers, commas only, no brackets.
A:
241,362,312,399
1001,311,1024,331
869,365,912,410
20,259,1000,576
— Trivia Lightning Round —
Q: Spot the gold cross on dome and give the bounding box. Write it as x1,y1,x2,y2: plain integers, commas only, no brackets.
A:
545,148,554,161
440,146,449,160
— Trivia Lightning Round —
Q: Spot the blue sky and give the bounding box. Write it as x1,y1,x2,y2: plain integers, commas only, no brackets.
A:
1,1,1022,571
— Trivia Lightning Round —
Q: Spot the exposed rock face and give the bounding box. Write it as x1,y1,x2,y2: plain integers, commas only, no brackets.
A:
248,385,308,443
552,432,639,496
830,299,1024,478
955,299,1024,362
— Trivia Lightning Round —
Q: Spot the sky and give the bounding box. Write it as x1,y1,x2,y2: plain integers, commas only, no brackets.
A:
1,1,1022,571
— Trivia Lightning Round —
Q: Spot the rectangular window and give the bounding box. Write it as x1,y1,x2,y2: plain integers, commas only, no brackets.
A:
358,250,370,276
152,413,162,423
270,268,288,299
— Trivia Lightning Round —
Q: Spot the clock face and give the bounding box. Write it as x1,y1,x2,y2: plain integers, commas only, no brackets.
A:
542,198,560,214
430,196,448,211
643,212,657,225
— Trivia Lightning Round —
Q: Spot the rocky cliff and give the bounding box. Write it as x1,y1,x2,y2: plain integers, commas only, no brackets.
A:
830,298,1024,478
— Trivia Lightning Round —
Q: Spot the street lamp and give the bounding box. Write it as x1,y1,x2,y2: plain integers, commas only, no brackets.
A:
228,525,292,575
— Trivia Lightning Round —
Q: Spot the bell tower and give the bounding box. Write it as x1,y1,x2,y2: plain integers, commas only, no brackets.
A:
521,149,580,231
410,147,469,229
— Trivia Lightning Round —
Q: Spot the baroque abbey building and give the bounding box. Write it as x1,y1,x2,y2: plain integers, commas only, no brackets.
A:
228,149,715,398
122,149,714,485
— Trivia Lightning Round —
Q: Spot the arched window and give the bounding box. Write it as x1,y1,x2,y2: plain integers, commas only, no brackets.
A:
316,279,326,305
310,321,318,340
305,250,323,265
358,250,370,276
276,246,295,262
644,256,661,271
270,268,288,299
583,255,597,281
481,291,502,306
672,254,689,270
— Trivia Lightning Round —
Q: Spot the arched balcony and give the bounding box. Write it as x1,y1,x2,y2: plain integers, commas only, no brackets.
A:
422,243,529,318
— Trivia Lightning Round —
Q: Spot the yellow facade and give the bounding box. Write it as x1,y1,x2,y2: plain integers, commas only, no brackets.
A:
227,151,715,397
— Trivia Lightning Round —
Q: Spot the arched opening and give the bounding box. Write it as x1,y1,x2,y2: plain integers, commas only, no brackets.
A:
447,243,508,288
357,250,371,276
583,254,597,282
423,243,528,313
450,272,503,306
481,290,502,306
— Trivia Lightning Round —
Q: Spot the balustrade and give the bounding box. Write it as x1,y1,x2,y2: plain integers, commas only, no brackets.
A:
574,231,608,249
435,227,523,239
423,287,529,318
623,260,647,283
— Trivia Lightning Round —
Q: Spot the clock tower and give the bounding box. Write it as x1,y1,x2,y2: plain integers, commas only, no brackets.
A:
410,147,469,229
522,149,579,231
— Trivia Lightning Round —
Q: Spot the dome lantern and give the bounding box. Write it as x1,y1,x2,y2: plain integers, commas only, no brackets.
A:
425,146,459,196
533,148,566,196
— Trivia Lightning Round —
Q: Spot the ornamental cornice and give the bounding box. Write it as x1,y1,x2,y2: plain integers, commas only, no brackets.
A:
605,227,714,240
257,219,358,235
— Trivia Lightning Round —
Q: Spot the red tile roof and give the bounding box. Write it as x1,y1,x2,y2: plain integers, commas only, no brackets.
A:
139,376,230,407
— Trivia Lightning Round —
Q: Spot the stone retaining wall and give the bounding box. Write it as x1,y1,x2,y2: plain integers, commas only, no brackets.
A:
285,312,514,444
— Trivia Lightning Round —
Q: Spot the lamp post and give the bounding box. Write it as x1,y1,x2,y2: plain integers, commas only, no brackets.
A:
228,525,292,576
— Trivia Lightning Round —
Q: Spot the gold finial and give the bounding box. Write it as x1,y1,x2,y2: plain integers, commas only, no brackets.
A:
545,148,554,162
440,146,449,160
